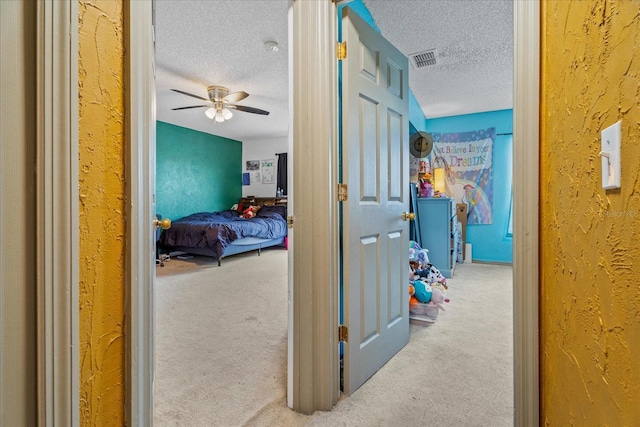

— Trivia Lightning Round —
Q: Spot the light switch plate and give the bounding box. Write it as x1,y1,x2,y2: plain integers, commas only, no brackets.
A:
600,121,621,189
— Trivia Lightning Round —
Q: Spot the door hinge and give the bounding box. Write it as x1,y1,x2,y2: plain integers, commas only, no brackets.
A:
337,41,347,60
338,325,348,343
338,183,348,202
286,215,294,229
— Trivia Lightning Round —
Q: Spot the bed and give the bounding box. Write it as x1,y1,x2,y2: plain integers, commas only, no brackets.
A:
158,204,288,266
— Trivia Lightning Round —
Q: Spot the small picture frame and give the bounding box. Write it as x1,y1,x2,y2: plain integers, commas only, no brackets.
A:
246,160,260,171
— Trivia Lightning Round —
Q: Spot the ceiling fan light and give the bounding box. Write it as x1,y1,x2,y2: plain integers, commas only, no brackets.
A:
205,107,216,119
214,111,225,123
222,108,233,120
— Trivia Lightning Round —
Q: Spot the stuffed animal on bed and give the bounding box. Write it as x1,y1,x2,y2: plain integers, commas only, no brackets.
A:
241,205,260,218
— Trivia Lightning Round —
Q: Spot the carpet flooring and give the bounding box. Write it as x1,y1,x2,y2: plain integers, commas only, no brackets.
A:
154,248,513,427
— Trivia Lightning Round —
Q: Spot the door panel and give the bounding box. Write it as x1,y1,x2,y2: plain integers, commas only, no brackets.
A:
388,110,402,201
388,230,403,323
360,96,379,201
342,7,410,395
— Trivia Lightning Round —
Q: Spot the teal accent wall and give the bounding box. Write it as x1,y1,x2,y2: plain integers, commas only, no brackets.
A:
426,109,513,263
156,121,242,220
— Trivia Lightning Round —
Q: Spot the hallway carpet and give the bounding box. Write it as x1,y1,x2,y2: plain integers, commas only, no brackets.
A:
154,249,513,427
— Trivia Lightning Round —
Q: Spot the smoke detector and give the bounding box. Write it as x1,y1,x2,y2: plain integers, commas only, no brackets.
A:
409,49,438,69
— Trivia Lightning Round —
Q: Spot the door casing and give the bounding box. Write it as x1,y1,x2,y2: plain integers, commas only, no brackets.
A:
30,0,539,424
33,1,80,425
125,1,156,425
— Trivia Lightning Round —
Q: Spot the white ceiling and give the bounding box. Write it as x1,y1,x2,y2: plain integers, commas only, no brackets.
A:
155,0,513,141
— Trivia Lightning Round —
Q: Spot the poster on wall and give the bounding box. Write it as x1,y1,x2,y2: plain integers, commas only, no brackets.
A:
246,160,260,171
250,171,260,184
242,173,250,186
429,128,494,225
261,159,275,184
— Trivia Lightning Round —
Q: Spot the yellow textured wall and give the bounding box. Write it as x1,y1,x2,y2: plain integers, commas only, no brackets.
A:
541,1,640,425
78,0,125,424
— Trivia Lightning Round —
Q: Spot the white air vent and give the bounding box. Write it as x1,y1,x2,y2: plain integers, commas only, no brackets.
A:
409,49,438,69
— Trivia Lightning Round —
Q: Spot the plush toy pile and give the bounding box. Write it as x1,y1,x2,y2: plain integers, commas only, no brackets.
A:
408,240,449,321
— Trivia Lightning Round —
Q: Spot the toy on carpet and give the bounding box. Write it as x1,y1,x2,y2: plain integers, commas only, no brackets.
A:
412,279,433,303
408,283,447,319
408,284,419,309
413,262,448,290
408,240,430,269
408,241,450,322
429,288,446,311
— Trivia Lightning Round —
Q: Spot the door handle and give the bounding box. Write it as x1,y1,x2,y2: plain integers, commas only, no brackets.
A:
153,217,172,230
402,212,415,221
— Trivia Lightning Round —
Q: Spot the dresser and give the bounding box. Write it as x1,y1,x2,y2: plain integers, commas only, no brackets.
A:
416,197,457,278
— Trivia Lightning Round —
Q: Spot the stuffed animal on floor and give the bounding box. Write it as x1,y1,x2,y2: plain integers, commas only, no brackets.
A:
241,205,260,218
408,241,430,269
412,280,433,304
415,263,448,290
431,281,448,294
429,288,446,311
408,284,420,310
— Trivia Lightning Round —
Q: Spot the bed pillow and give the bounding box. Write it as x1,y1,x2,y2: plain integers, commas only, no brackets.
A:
256,204,287,219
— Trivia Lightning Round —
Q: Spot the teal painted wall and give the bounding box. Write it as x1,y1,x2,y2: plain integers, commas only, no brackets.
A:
156,121,242,220
426,109,513,263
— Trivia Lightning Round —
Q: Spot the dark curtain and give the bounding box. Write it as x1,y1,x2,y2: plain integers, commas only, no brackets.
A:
277,153,288,196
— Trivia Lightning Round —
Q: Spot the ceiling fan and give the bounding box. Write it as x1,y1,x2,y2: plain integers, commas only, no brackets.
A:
171,86,270,123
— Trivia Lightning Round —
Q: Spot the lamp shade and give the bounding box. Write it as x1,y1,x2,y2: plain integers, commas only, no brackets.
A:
205,107,216,119
433,168,445,194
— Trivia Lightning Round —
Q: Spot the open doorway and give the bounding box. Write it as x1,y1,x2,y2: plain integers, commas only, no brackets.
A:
151,1,292,424
130,0,540,424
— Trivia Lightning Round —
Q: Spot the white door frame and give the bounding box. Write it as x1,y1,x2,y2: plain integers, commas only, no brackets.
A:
125,1,156,425
124,0,541,423
289,0,341,413
513,1,540,425
35,1,80,425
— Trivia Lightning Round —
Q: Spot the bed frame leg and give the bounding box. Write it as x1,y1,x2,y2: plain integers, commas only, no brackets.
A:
217,259,221,267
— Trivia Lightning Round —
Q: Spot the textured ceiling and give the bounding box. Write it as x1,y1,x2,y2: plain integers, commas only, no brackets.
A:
155,1,290,141
155,0,513,140
363,0,513,119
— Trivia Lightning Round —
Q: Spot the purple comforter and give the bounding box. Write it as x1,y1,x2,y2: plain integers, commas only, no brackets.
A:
158,209,287,259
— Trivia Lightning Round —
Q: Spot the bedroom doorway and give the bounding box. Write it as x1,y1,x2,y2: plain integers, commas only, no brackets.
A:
127,1,539,423
150,1,294,424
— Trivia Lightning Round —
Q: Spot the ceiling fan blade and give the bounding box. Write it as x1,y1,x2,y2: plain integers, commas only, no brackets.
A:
171,88,208,101
230,105,270,115
223,90,249,103
172,105,208,110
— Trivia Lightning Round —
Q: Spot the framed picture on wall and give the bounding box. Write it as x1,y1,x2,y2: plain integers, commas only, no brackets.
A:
261,159,275,184
246,160,260,171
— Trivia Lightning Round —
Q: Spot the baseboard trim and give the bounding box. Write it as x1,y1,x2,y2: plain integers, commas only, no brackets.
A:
467,260,513,266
